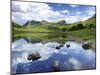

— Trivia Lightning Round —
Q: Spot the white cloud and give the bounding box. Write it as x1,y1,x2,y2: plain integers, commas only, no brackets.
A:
70,4,79,8
82,6,95,21
12,1,63,25
12,1,96,25
68,57,82,70
12,39,96,72
64,15,85,23
75,12,81,15
61,10,69,14
87,7,95,16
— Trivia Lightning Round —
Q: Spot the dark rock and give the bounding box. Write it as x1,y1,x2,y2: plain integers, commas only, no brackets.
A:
27,54,32,60
52,60,60,71
82,41,92,49
56,44,63,49
27,52,41,61
66,44,70,48
82,43,91,49
32,58,35,61
34,52,41,60
69,39,75,41
56,46,60,49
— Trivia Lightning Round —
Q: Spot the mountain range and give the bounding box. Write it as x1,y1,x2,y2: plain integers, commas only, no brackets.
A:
12,14,96,28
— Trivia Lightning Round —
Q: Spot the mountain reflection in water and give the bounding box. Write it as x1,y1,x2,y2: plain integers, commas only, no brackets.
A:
11,39,96,74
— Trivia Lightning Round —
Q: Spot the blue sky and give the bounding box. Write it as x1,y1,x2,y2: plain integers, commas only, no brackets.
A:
12,1,96,25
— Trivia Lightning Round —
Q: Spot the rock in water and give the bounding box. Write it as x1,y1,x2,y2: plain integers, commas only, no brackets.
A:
66,44,70,48
27,52,41,61
27,54,32,60
52,60,60,71
82,41,92,49
82,44,91,49
56,46,61,49
56,44,63,49
34,52,41,60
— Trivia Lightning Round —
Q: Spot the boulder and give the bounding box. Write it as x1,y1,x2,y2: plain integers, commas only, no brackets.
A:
82,41,92,49
56,44,63,49
34,52,41,61
66,44,70,48
27,52,41,61
27,54,32,60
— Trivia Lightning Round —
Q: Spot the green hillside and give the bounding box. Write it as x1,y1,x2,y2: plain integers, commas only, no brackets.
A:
12,15,96,33
83,15,96,25
12,15,96,44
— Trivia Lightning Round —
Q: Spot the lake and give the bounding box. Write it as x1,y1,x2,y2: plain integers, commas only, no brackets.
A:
11,33,96,74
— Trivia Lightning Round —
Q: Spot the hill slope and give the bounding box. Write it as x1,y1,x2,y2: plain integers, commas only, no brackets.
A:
12,15,96,33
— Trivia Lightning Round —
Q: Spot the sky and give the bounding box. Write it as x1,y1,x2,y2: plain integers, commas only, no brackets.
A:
12,1,96,25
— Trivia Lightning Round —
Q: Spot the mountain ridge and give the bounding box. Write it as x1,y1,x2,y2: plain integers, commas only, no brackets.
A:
12,15,96,28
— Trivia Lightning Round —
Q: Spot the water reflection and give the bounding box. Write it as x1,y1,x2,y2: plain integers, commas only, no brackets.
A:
11,39,96,74
12,33,72,43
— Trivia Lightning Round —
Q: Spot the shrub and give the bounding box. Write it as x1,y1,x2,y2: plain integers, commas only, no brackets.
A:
69,23,84,31
76,23,84,29
61,27,67,32
69,25,77,31
87,23,95,29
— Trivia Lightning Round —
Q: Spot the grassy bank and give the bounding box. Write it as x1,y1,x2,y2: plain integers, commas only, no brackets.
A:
12,29,95,43
68,29,96,42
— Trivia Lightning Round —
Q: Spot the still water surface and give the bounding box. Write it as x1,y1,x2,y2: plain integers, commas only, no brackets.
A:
11,38,96,74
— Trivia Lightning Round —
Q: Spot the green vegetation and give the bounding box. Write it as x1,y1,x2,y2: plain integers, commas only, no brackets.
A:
12,15,96,44
12,33,70,43
68,29,96,41
69,23,84,31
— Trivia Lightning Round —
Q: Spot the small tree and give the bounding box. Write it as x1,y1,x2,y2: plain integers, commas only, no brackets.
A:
69,25,77,31
69,23,84,31
76,23,84,29
88,23,95,29
61,27,67,32
62,34,66,38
